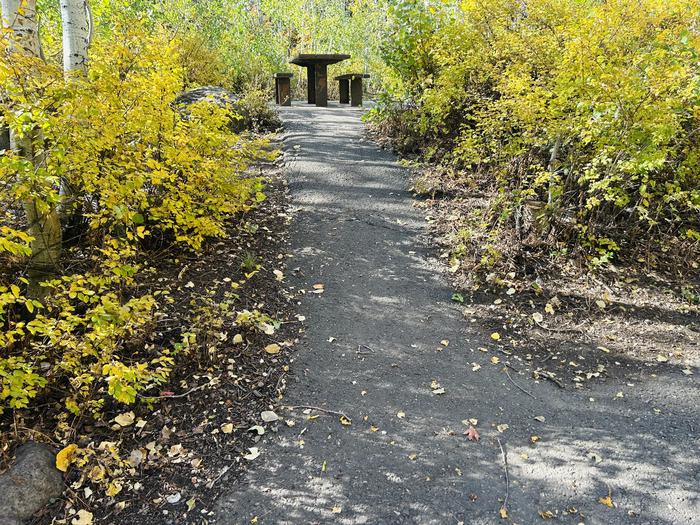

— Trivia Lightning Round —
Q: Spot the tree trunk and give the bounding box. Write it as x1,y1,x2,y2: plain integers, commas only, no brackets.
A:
60,0,90,75
1,0,63,298
58,0,91,217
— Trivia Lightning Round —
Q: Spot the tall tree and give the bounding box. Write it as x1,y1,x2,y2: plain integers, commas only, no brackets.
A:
1,0,62,297
60,0,90,74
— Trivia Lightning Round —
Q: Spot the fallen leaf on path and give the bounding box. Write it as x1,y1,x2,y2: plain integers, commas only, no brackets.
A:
539,510,555,519
472,363,481,371
114,411,135,427
244,447,260,460
408,453,418,460
530,435,540,443
56,444,78,472
166,493,182,504
532,312,544,323
496,424,509,433
499,507,508,519
397,411,406,419
656,354,669,362
273,270,284,281
249,425,265,435
534,416,545,423
71,510,93,525
339,416,352,426
221,423,234,434
440,339,449,347
264,343,281,354
491,332,501,341
261,410,279,422
598,495,614,508
331,506,342,514
464,426,480,442
490,356,500,365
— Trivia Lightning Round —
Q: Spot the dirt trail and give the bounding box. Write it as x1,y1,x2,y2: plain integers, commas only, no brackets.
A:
214,103,699,525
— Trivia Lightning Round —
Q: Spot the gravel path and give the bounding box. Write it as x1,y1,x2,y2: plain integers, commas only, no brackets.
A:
214,103,699,525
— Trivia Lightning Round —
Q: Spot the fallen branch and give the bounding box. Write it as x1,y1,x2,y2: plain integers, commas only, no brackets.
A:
504,367,537,400
497,438,509,519
138,380,215,400
284,404,352,422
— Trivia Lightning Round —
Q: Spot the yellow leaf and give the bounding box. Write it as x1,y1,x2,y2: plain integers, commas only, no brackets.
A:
264,343,281,354
490,356,500,365
599,495,614,508
491,332,501,341
499,507,508,519
233,334,244,344
221,423,234,434
88,465,105,481
106,480,123,497
339,416,352,426
56,444,77,472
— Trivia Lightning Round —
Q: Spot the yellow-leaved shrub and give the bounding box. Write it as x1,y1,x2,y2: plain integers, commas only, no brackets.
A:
0,20,269,420
374,0,700,270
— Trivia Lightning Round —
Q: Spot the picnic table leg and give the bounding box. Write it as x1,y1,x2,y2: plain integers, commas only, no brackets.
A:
350,77,363,107
279,77,291,106
339,79,350,104
307,65,316,105
314,63,328,107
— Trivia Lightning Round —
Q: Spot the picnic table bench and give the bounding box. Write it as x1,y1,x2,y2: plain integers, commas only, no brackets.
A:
335,74,370,106
273,72,293,106
290,53,350,107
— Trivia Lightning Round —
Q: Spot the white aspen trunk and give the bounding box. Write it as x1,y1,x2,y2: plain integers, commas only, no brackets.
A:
1,0,42,56
1,0,62,297
58,0,90,215
60,0,90,75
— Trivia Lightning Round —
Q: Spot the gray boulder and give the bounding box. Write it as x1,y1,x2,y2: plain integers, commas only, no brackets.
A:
174,86,239,110
0,443,63,525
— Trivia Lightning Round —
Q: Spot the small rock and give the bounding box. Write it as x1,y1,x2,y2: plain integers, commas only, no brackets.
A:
0,443,63,525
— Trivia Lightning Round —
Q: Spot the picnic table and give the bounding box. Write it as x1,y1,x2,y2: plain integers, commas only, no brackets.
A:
290,53,350,107
335,73,370,106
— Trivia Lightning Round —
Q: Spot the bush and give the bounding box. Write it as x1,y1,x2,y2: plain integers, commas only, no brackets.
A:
373,0,700,271
234,88,282,133
0,21,268,420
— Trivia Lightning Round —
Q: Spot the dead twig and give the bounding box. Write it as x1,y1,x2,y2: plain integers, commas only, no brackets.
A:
504,367,537,400
284,404,351,422
356,344,374,355
138,380,215,400
536,370,564,389
497,438,509,518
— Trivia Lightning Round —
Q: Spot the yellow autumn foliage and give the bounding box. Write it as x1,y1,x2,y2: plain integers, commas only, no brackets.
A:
0,20,268,417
